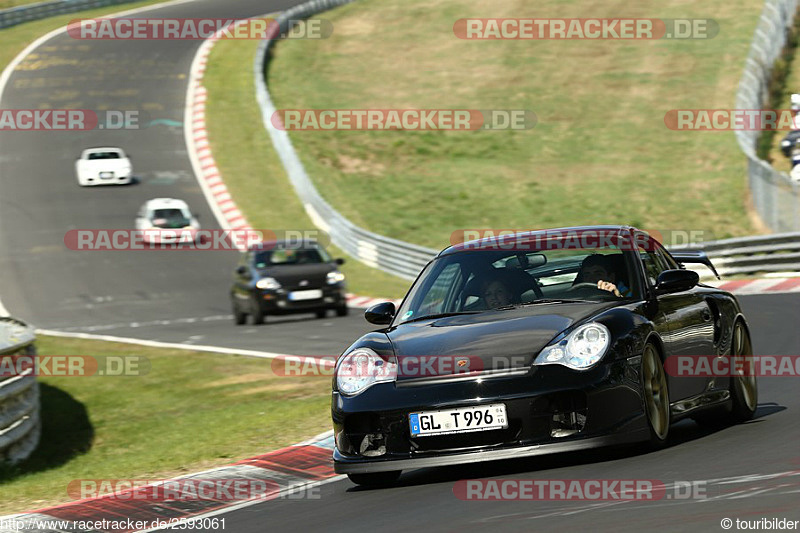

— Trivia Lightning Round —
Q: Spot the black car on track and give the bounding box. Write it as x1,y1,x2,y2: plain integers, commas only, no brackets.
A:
230,240,348,324
331,226,757,486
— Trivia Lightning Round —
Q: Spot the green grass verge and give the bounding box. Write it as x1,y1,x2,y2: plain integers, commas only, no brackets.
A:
0,335,331,513
0,0,55,9
203,37,411,299
265,0,765,247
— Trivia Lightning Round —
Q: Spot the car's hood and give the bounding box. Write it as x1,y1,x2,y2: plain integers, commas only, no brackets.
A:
260,263,334,287
386,302,615,379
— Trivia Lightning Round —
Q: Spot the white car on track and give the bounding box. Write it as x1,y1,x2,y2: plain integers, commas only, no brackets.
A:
76,147,132,186
135,198,200,244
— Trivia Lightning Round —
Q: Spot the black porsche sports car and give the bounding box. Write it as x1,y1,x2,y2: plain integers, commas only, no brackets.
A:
331,226,757,486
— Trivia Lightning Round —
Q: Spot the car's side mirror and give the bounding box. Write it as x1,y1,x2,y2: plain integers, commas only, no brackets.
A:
654,269,699,294
335,258,345,265
365,302,395,325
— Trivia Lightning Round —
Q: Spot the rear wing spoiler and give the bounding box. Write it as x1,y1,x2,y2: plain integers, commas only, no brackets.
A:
669,250,720,280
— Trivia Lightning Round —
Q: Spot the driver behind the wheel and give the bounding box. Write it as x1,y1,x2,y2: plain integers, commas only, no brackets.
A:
480,278,515,308
576,254,632,298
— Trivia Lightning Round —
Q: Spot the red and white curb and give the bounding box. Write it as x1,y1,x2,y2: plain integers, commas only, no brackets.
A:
706,277,800,295
185,28,252,238
345,294,402,309
1,431,341,533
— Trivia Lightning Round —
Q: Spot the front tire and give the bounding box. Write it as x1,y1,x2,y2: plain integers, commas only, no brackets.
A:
232,301,247,325
347,471,401,487
251,297,265,325
642,342,670,446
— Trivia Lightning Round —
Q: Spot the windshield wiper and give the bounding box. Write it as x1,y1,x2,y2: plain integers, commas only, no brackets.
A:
403,311,480,323
524,298,596,304
490,299,596,310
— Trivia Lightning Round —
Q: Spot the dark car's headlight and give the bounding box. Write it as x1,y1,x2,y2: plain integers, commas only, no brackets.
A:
336,347,396,396
533,322,610,370
256,277,280,290
327,271,345,284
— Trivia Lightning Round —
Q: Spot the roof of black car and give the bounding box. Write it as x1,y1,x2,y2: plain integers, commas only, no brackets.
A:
438,225,639,256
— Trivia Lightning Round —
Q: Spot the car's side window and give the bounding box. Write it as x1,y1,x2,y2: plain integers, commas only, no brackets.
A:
655,244,680,270
639,249,664,287
639,241,677,287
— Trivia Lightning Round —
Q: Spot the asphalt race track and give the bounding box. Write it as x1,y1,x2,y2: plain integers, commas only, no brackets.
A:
1,1,799,531
213,293,800,532
0,0,336,353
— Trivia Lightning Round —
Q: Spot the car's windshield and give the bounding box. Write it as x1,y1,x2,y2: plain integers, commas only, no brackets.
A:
254,246,332,267
395,245,641,324
87,151,121,160
151,208,190,228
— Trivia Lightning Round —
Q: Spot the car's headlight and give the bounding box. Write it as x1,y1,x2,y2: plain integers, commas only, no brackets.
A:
533,322,611,370
256,277,281,290
327,271,345,284
336,347,396,396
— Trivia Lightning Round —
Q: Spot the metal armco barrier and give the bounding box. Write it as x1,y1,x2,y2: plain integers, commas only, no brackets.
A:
672,232,800,277
253,0,437,281
0,317,39,464
736,0,800,232
0,0,143,29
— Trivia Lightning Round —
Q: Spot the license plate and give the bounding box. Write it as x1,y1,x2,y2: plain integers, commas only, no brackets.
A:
99,171,114,179
288,289,322,301
409,404,507,437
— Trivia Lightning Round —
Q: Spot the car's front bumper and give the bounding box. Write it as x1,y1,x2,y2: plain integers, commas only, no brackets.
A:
332,355,649,474
256,285,347,314
333,431,646,473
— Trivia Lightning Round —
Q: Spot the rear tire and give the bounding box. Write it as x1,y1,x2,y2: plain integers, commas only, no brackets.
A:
692,321,757,427
641,342,670,446
315,310,327,319
728,321,757,423
336,305,349,317
347,471,401,487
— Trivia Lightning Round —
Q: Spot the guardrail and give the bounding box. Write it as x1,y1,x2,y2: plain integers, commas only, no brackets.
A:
0,317,39,464
735,0,800,232
671,232,800,277
253,0,437,281
0,0,141,30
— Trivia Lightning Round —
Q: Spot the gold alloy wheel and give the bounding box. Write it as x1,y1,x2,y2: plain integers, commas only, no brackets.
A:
732,322,757,412
642,344,669,440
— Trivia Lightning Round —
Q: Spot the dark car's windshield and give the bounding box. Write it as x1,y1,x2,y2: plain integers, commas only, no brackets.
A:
254,246,332,268
151,208,190,228
395,246,642,324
